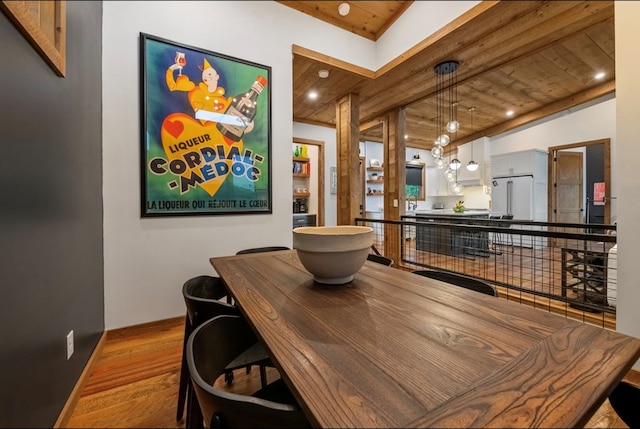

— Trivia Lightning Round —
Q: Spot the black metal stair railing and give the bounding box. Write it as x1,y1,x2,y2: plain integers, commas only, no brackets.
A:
356,215,617,328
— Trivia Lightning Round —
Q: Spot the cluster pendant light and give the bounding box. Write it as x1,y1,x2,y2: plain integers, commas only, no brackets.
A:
429,60,463,195
431,60,462,190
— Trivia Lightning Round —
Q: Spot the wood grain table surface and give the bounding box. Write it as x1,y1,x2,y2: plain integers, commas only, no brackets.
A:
210,250,640,428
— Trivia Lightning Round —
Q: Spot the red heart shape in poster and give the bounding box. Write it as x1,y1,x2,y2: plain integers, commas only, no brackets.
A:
164,120,184,138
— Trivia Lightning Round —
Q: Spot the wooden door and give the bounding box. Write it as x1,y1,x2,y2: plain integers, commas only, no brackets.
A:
555,151,583,224
552,150,583,248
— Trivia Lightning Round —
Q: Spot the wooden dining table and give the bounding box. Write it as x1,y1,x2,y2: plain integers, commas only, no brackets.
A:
210,249,640,428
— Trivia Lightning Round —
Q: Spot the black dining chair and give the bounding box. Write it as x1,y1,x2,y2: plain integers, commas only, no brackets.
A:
412,269,498,297
236,246,290,255
495,214,515,252
367,253,394,266
177,275,274,423
609,381,640,428
368,244,394,266
186,314,311,429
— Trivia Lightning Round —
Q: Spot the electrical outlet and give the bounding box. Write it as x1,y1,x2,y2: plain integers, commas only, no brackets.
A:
393,199,398,207
66,330,74,360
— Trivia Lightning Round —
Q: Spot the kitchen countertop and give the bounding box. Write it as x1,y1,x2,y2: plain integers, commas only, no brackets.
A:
412,209,491,216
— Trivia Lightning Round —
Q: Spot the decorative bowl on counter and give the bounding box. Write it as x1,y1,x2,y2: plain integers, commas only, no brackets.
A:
292,226,373,285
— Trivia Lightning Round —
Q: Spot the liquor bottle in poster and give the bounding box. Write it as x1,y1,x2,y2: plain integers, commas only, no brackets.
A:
216,75,267,142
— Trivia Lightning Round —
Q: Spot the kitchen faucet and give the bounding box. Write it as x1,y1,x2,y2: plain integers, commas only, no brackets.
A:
407,199,418,211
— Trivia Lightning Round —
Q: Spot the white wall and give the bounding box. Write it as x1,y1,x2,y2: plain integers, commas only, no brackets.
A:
615,1,640,366
376,1,480,67
490,96,615,156
103,1,362,329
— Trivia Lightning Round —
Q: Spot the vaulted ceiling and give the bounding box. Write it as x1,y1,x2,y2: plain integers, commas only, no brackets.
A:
278,1,615,152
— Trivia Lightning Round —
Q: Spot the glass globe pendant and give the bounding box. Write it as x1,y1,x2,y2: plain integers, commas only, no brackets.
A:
444,168,455,182
436,134,450,147
446,120,459,133
450,181,463,194
466,107,479,172
431,144,443,158
450,158,461,170
435,157,446,169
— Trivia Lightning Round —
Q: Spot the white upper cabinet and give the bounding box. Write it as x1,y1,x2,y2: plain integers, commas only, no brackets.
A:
491,149,547,177
426,166,464,196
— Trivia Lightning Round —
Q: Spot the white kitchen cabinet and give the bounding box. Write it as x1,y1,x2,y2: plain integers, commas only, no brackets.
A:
491,149,547,177
484,163,491,185
427,167,445,196
456,161,482,184
426,166,463,196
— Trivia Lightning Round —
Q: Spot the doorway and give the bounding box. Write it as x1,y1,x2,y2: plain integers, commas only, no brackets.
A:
293,137,325,226
359,122,385,217
548,138,611,226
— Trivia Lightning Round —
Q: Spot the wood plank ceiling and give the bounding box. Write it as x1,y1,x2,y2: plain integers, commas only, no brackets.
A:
279,1,615,153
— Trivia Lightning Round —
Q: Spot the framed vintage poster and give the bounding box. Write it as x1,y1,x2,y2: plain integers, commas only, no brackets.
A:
140,33,272,217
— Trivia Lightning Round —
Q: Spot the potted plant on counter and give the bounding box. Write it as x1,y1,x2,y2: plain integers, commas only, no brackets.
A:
453,200,466,213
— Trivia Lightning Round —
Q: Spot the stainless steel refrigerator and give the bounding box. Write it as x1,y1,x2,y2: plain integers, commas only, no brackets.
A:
491,175,534,220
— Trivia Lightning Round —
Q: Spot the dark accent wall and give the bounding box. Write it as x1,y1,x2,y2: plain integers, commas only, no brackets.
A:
0,2,104,427
586,144,605,224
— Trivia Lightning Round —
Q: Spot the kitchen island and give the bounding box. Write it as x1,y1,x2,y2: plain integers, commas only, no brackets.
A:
410,211,491,256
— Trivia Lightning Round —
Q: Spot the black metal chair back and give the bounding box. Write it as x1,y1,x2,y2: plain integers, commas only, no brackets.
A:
236,246,290,255
367,253,394,266
609,381,640,428
412,270,498,297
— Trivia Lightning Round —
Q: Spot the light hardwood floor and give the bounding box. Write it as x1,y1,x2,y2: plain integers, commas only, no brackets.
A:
66,316,636,428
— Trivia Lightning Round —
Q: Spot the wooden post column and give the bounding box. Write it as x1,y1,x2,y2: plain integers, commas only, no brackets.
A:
382,108,406,265
383,108,406,220
336,93,361,225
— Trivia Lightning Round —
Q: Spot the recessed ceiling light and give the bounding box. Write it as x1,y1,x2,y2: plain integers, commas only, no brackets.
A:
318,69,329,79
338,2,350,16
404,134,409,139
595,72,605,80
308,91,318,100
506,110,514,117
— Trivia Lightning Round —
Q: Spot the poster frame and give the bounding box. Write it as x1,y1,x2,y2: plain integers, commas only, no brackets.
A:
140,33,272,217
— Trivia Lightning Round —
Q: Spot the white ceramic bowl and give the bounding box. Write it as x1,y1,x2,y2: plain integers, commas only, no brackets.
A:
292,226,374,285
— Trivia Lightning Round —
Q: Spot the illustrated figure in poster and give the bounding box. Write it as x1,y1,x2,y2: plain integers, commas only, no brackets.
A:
165,55,230,118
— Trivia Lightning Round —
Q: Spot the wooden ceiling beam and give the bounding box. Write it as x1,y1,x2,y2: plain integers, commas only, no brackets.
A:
448,79,615,151
291,1,616,152
360,3,614,125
